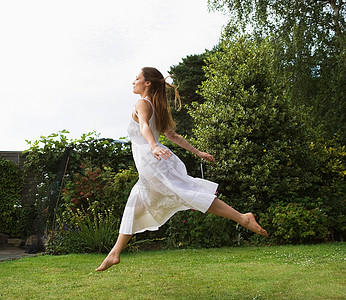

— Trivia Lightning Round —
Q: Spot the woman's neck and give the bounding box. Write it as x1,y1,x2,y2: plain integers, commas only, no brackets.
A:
140,93,151,100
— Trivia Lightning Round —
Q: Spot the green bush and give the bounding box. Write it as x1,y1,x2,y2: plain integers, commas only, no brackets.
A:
190,36,322,214
23,130,133,238
24,131,132,177
0,159,25,237
61,162,118,211
111,167,139,211
165,193,256,248
317,142,346,240
47,200,119,254
259,202,329,244
167,209,233,248
159,135,202,178
47,166,139,254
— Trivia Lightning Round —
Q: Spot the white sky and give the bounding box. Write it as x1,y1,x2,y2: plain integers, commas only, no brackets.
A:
0,0,227,151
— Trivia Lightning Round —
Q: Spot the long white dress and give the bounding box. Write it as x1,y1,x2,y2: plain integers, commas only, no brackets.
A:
119,98,218,235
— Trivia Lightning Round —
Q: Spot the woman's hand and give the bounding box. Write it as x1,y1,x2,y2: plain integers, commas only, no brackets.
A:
152,145,172,161
197,151,215,162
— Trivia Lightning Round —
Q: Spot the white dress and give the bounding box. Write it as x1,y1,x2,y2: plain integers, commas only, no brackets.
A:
119,98,218,235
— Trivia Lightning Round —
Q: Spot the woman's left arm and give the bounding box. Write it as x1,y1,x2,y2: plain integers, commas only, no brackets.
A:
164,129,215,162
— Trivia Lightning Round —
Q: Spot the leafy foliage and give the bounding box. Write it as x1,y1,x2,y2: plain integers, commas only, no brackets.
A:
62,163,116,210
169,53,209,136
0,159,25,237
46,163,139,254
260,202,329,244
24,130,132,178
47,200,119,254
159,135,202,178
208,0,346,143
22,130,133,238
317,141,346,240
167,208,233,249
189,34,345,243
191,37,321,213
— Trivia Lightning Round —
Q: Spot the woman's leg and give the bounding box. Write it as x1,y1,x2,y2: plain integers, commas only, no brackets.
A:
207,198,268,237
96,233,133,271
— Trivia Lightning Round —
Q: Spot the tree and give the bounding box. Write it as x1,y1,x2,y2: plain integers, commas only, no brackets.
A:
208,0,346,143
190,36,323,213
169,53,209,136
208,0,345,37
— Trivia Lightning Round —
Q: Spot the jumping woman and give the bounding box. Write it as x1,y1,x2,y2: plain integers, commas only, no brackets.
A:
96,67,268,271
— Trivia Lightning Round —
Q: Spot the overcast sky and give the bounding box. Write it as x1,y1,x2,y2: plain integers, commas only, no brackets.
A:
0,0,227,151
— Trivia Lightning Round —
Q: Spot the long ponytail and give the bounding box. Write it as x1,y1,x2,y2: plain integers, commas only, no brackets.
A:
141,67,181,133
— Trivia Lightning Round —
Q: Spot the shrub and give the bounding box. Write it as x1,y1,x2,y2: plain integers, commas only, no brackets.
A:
191,36,323,214
23,130,133,238
317,141,346,240
61,162,117,211
259,202,329,244
0,159,25,237
159,135,202,178
165,193,253,248
167,209,233,248
47,166,139,254
47,200,119,254
111,167,139,210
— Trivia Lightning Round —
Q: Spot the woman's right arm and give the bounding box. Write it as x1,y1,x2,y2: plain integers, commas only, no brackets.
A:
136,100,172,161
164,129,215,162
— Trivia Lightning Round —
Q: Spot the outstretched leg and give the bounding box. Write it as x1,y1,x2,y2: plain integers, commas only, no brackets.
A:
96,233,133,271
207,198,268,237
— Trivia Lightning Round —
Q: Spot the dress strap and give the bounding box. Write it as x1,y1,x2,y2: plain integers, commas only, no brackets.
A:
133,98,154,118
139,97,154,112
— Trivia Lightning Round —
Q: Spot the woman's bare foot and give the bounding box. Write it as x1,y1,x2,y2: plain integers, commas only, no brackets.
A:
241,213,268,237
95,254,120,272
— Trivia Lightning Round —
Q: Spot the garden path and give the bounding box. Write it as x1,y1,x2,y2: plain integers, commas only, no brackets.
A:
0,244,38,262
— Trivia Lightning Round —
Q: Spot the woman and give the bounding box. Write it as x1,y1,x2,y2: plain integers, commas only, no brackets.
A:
96,67,267,271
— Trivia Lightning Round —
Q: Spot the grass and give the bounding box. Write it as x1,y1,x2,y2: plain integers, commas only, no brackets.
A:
0,243,345,299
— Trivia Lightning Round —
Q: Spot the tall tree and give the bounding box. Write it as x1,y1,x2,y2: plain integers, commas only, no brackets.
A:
208,0,345,37
190,36,323,213
169,53,208,136
208,0,346,143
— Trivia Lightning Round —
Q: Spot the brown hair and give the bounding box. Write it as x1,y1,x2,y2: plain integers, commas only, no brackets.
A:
141,67,181,133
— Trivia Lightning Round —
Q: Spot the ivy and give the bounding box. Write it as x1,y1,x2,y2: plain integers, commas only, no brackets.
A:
22,130,133,238
0,159,25,237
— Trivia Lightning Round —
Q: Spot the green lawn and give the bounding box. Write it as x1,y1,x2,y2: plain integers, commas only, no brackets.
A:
0,243,345,299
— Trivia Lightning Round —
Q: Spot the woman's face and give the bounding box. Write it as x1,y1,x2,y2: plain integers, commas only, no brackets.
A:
132,71,150,95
